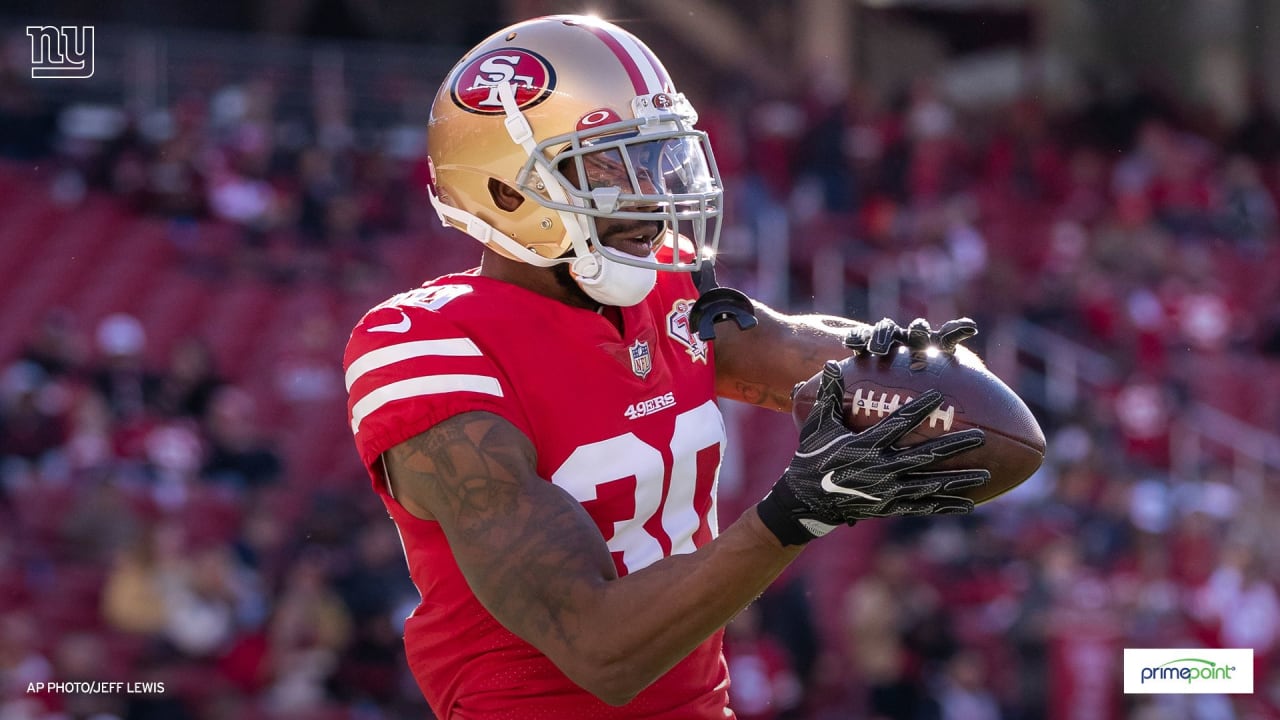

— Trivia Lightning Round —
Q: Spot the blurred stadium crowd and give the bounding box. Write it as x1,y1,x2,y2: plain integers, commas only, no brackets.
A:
2,17,1280,720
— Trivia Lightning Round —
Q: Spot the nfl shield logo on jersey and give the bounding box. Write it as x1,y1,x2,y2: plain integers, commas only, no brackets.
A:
629,339,653,379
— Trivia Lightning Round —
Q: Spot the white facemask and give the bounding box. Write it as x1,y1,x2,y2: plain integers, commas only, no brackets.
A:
571,252,658,307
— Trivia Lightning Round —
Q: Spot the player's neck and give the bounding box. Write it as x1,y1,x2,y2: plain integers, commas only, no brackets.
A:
478,249,599,312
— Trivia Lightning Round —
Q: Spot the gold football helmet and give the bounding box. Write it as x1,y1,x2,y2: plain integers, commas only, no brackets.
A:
426,15,723,301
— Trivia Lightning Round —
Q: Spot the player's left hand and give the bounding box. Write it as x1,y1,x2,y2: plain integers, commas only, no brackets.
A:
756,360,989,545
844,317,978,356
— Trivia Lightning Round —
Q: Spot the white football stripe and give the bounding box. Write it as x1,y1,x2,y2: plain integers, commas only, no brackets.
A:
608,27,664,94
345,338,482,391
350,374,503,433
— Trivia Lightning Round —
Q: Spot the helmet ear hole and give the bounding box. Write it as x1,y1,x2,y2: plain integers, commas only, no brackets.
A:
487,179,525,212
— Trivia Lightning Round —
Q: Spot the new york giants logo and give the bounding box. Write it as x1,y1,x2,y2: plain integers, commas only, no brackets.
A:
27,26,94,79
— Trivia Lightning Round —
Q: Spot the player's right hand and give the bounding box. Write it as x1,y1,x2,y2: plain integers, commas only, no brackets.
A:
755,360,990,545
844,316,979,356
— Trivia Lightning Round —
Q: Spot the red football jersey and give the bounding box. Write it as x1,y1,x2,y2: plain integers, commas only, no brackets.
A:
344,265,734,719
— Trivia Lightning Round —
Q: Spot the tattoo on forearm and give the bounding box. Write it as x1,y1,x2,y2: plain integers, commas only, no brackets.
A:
717,310,859,412
732,381,766,405
817,317,860,329
389,413,616,654
729,380,792,411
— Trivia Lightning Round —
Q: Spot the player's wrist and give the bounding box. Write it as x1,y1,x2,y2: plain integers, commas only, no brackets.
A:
755,485,843,546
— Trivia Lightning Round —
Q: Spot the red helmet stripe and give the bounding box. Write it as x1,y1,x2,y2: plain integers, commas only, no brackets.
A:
580,23,660,95
634,42,673,93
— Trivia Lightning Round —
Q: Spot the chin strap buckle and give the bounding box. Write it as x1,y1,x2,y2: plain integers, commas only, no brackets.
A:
689,287,757,341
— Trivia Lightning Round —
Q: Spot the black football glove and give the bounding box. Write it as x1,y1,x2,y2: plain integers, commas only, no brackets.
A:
844,317,978,356
757,360,990,545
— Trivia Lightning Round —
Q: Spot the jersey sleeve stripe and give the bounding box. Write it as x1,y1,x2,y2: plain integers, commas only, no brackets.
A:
345,338,483,391
350,374,504,433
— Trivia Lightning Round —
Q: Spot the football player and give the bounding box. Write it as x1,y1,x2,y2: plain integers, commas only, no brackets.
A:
344,15,988,718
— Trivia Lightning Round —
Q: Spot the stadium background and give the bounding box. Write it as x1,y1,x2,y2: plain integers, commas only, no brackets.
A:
2,0,1280,718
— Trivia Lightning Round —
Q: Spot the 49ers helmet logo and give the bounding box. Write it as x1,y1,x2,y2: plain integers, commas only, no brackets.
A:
451,48,556,115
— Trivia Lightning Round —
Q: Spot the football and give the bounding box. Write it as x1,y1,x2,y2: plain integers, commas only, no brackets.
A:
791,346,1046,505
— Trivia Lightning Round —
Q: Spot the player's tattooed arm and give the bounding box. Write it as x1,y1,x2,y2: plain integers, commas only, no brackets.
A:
384,411,802,706
712,301,867,413
387,413,621,650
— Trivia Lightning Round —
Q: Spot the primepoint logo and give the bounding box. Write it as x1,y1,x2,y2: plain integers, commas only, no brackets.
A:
1143,657,1235,684
1124,648,1254,694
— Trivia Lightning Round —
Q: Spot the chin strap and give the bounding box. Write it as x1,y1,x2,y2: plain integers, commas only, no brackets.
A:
427,188,561,267
493,80,656,304
494,82,598,274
